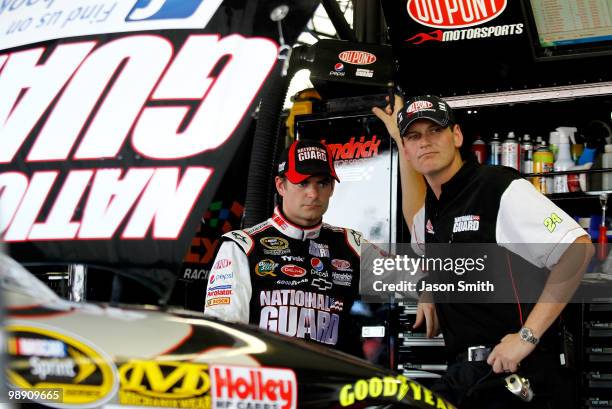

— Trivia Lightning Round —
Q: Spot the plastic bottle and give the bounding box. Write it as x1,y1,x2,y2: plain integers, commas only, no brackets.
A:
502,131,520,171
602,144,612,190
557,127,579,162
553,131,575,193
471,135,486,164
488,133,501,165
549,131,561,161
521,134,534,174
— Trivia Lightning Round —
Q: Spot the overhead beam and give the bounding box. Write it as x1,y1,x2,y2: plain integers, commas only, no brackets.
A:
321,0,357,42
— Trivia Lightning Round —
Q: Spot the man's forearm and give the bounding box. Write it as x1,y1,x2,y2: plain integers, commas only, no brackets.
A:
524,235,594,338
397,147,426,228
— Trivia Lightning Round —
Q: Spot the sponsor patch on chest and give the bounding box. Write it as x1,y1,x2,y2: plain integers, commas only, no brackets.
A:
452,215,480,233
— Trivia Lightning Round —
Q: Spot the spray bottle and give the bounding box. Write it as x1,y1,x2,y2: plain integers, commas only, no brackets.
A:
502,132,520,171
553,128,575,193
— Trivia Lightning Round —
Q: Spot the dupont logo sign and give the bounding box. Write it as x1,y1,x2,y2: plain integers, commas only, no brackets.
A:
338,50,376,65
211,365,297,409
407,100,433,113
407,0,508,29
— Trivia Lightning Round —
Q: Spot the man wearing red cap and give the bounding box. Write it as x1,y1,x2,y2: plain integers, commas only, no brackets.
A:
204,139,362,351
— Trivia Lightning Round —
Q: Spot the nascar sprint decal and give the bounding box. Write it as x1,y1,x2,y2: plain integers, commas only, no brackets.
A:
258,289,344,345
0,34,277,243
119,360,211,408
6,323,118,407
210,365,297,409
404,0,522,44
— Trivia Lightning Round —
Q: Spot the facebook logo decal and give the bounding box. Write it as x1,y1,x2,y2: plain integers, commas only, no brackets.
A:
126,0,205,21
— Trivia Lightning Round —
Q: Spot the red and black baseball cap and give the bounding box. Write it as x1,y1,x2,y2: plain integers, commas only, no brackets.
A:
397,95,455,137
277,140,340,184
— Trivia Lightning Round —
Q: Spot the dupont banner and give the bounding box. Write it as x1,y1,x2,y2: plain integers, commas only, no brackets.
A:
381,0,612,95
0,0,319,271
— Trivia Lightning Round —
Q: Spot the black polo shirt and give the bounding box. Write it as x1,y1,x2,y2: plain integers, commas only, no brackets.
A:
411,158,585,357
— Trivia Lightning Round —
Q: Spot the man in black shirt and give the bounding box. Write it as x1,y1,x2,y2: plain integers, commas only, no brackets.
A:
375,95,594,408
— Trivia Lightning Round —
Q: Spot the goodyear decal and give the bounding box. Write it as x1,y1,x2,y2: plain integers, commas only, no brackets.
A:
339,375,456,409
119,360,211,408
6,323,118,407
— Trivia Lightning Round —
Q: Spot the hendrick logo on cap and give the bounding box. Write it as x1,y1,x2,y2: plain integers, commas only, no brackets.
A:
278,161,286,172
407,100,434,113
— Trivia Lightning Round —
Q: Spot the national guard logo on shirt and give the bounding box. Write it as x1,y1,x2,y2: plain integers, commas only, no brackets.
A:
260,237,289,250
452,215,480,233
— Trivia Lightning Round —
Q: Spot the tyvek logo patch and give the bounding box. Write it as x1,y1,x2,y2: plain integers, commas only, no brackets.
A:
126,0,205,21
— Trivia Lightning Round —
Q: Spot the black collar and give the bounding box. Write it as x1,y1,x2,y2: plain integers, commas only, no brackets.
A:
426,157,480,206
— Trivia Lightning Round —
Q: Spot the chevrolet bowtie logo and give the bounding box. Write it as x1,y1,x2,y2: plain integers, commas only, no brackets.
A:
311,278,332,291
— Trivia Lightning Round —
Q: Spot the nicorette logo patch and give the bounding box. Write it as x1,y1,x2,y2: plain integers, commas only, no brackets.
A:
407,0,507,29
338,51,377,65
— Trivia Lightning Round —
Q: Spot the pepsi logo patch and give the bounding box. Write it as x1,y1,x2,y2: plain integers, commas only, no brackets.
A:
310,258,324,272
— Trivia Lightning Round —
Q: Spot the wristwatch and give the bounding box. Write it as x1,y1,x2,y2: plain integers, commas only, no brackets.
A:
519,327,539,345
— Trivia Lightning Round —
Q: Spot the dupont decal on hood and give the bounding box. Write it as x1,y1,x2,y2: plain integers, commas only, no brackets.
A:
407,0,507,29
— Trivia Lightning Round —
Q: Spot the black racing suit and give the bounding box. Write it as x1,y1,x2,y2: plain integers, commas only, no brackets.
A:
204,207,362,350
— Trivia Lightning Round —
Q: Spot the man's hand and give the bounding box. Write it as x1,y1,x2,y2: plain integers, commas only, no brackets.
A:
372,94,404,146
487,333,536,374
413,299,440,338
